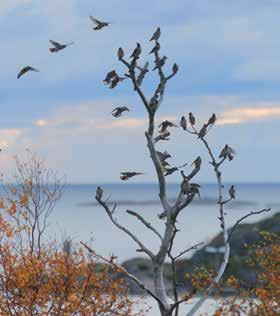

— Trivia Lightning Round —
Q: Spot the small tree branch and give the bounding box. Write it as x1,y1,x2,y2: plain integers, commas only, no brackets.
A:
126,209,163,242
96,197,154,259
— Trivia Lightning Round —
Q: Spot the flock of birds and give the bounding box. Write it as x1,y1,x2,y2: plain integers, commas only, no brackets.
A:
17,16,235,186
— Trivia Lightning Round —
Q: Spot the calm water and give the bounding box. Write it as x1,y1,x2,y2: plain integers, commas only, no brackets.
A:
48,183,279,261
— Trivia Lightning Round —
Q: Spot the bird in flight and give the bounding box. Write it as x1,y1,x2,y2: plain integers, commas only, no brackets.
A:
49,40,74,53
112,106,130,118
89,16,110,30
120,172,144,181
158,120,178,133
17,66,39,79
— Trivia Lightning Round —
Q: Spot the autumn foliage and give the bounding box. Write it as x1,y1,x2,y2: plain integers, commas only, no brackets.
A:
0,152,137,315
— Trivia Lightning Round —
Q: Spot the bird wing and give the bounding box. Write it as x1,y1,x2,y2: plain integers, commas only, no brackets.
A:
89,16,102,25
49,40,61,48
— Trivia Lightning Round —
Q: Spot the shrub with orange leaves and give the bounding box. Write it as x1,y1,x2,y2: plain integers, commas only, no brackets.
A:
0,152,139,316
216,232,280,316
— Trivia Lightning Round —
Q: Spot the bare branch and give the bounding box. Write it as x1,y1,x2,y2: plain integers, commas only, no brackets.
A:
96,197,154,259
126,209,163,242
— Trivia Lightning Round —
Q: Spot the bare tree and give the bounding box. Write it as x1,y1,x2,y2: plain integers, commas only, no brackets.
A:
82,29,270,316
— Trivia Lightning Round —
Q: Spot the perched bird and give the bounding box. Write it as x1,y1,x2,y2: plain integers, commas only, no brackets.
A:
149,96,159,111
136,62,149,86
164,167,178,176
198,124,208,139
172,63,179,75
153,56,167,71
192,156,202,169
130,43,142,59
158,120,178,133
149,42,160,54
17,66,39,79
89,16,110,30
154,131,170,142
118,47,125,60
189,183,201,198
112,106,130,118
150,27,161,42
103,70,117,84
182,178,190,195
95,186,103,200
156,150,171,161
180,116,187,130
49,40,74,53
207,113,216,126
219,144,236,161
120,172,144,181
189,112,196,126
229,185,236,199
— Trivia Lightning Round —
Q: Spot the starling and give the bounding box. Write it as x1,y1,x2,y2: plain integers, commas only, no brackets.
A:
158,120,178,133
207,113,216,126
164,167,178,176
192,156,202,169
118,47,124,60
17,66,39,79
110,75,120,89
180,116,187,130
189,183,201,198
182,179,190,195
89,16,110,30
219,145,236,161
95,186,103,200
49,40,74,53
154,131,170,142
229,185,236,199
156,150,171,161
150,27,161,42
120,172,144,181
130,43,142,59
136,62,149,86
103,70,117,84
153,56,167,71
149,42,160,54
172,63,179,75
189,112,196,126
198,124,208,139
112,106,130,118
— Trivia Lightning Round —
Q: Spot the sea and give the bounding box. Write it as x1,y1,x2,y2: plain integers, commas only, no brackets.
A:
50,183,279,261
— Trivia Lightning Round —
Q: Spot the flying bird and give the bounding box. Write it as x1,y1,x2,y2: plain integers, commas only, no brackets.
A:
150,27,161,42
49,40,74,53
158,120,178,133
89,16,110,30
130,43,142,59
17,66,39,79
153,56,167,71
112,106,130,118
120,172,144,181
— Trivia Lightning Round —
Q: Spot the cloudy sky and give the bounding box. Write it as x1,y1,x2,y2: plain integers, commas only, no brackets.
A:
1,0,280,183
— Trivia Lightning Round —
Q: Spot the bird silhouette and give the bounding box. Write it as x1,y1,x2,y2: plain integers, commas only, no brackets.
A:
207,113,216,126
150,27,161,42
112,106,130,118
49,40,74,53
189,112,196,126
164,167,178,176
95,186,103,200
120,172,144,181
229,185,236,199
172,63,179,75
198,124,208,139
158,120,178,133
118,47,125,60
156,150,171,161
192,156,202,169
89,16,110,30
149,42,160,54
180,116,187,130
136,62,149,86
17,66,39,79
130,43,142,59
219,144,236,161
153,56,167,71
103,70,117,84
